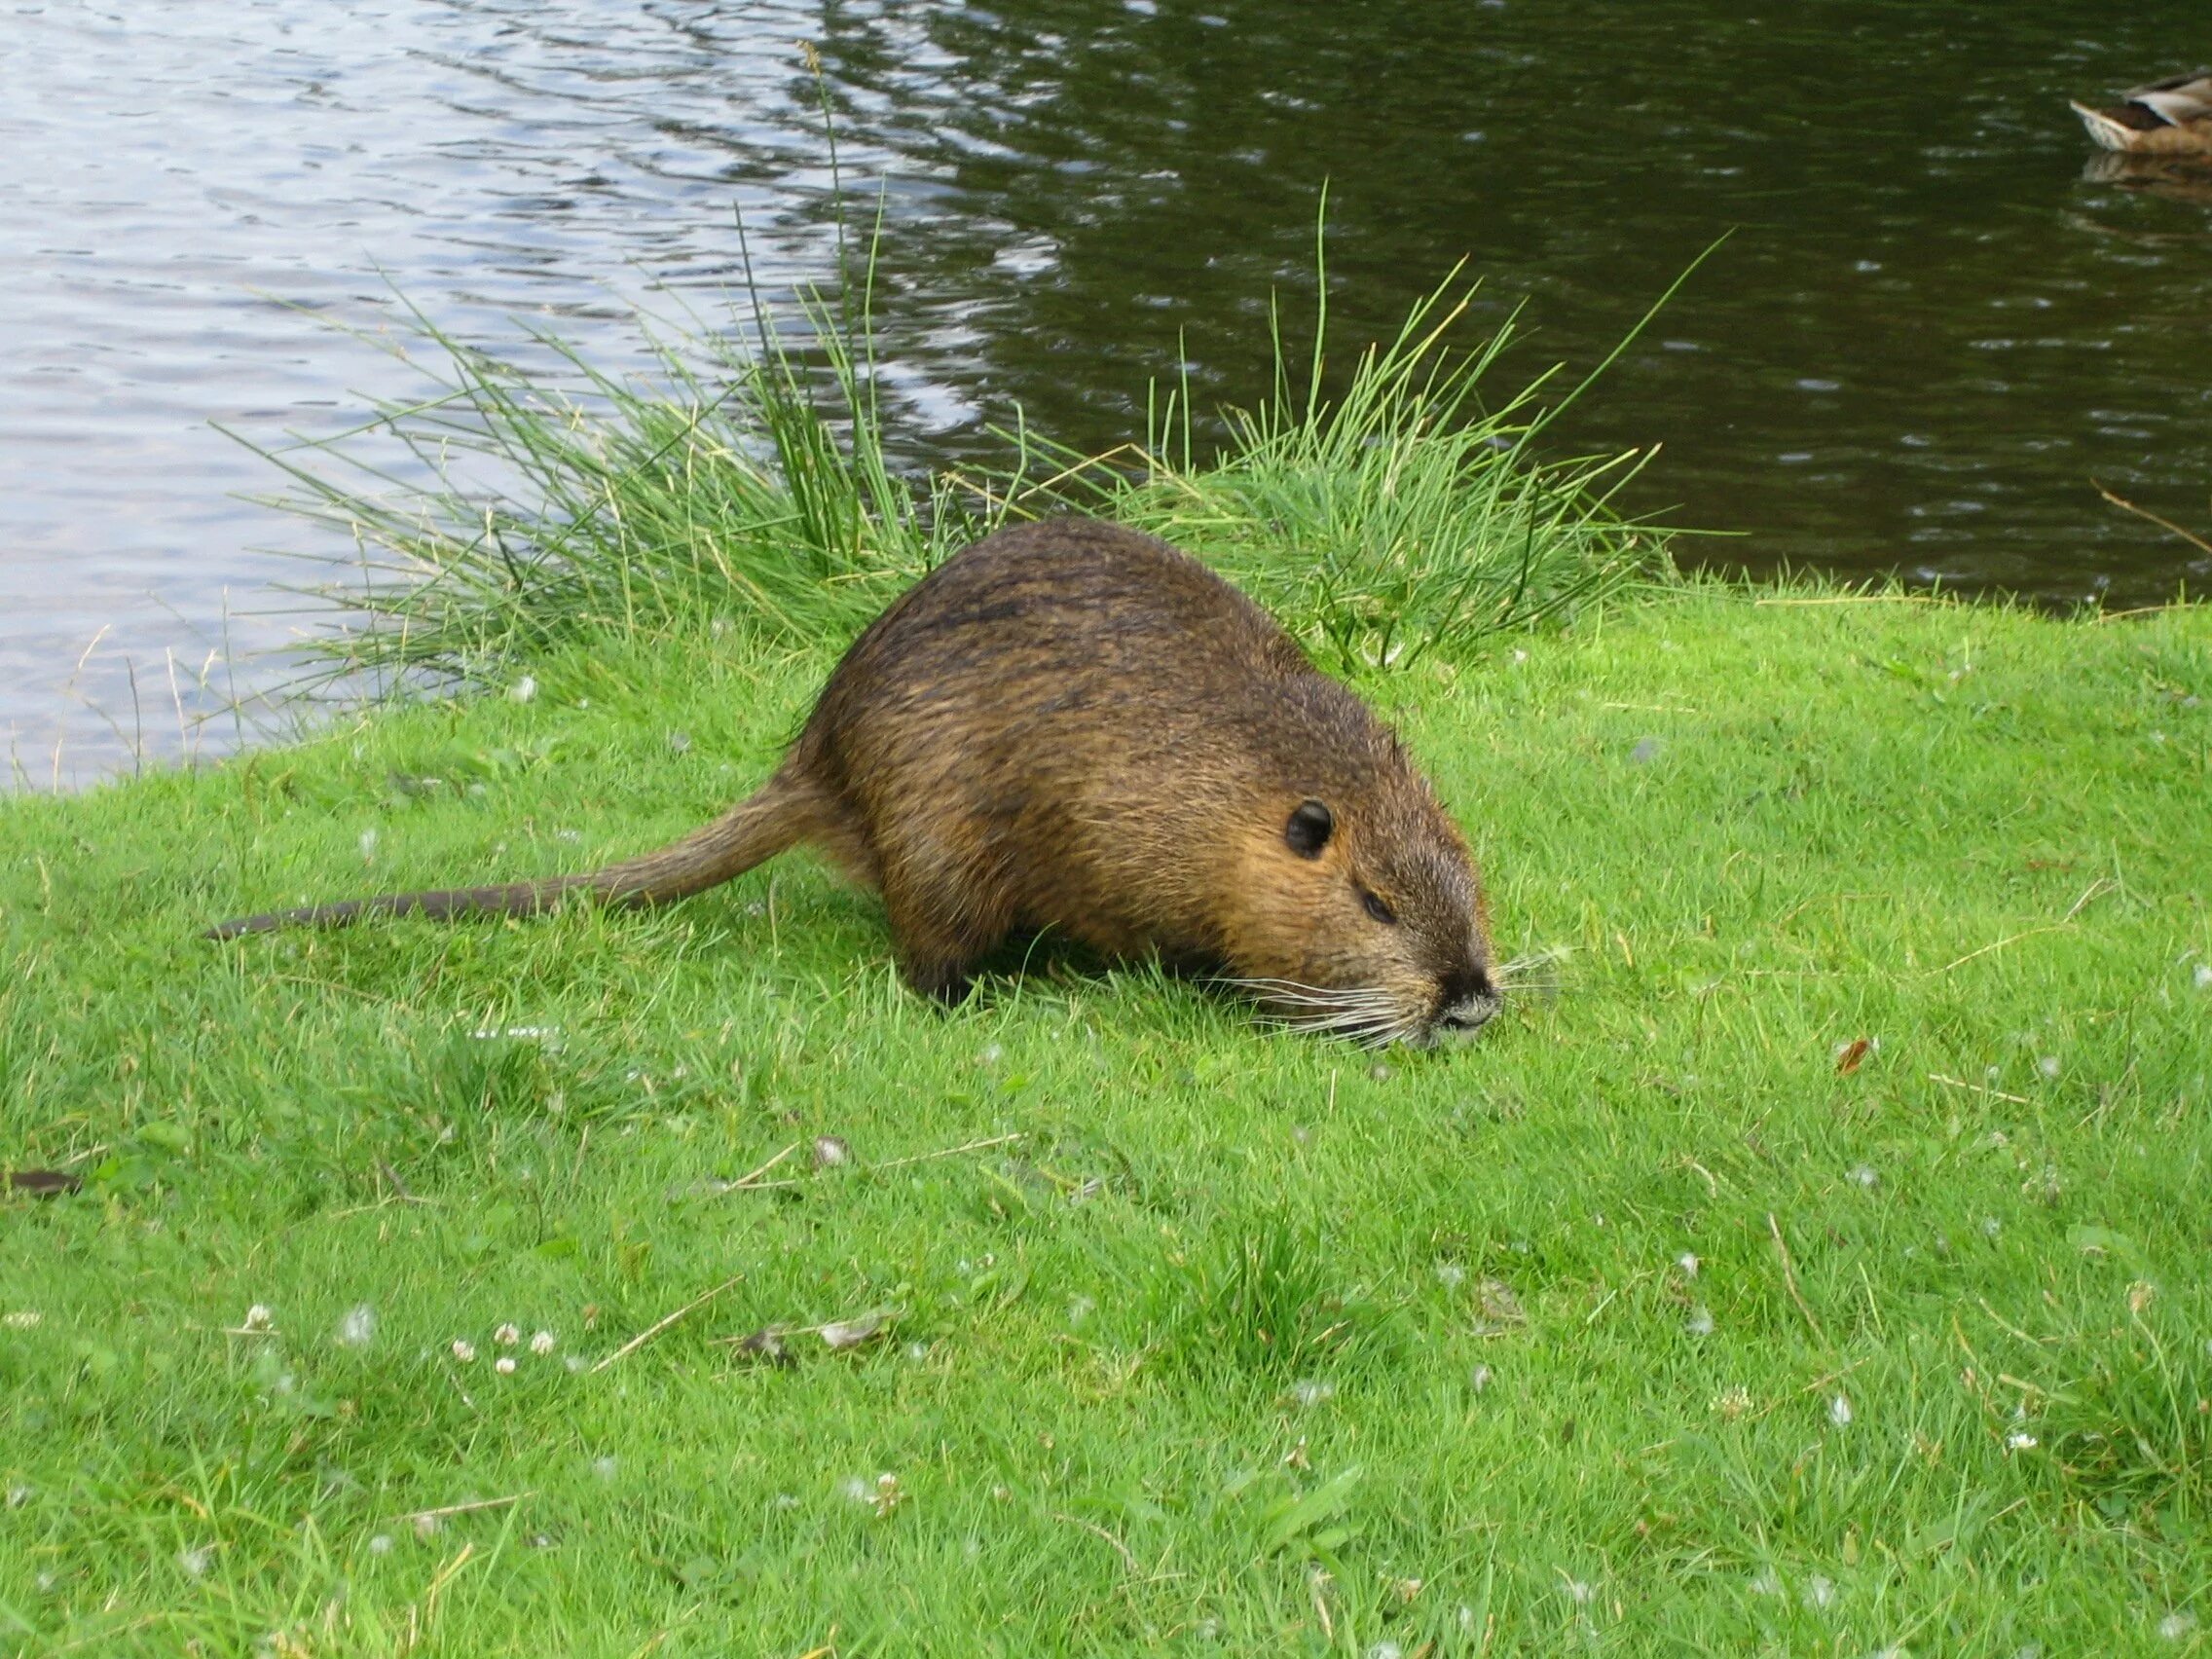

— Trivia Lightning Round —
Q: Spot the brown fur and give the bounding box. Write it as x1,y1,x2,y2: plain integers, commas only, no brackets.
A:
210,521,1501,1044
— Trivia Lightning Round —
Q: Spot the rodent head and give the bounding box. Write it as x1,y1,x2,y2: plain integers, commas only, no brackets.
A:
1224,777,1500,1047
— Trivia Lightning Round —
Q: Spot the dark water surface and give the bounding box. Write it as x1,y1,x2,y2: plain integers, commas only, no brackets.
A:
6,1,2212,780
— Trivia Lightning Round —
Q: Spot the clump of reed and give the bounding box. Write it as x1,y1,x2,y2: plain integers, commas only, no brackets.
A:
1015,221,1692,674
234,273,990,693
239,208,1682,692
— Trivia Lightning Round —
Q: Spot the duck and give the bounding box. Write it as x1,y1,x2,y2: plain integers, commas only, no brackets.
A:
2071,69,2212,155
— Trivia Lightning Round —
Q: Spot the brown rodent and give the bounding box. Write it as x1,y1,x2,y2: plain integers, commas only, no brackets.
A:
210,519,1502,1045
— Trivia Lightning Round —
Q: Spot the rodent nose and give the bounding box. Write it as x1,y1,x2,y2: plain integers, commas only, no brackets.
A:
1438,964,1496,1013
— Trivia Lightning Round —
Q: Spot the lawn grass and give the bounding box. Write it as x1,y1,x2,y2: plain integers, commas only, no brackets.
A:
4,579,2210,1655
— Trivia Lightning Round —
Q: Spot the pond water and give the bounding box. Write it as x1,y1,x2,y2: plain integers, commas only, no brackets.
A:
6,0,2212,782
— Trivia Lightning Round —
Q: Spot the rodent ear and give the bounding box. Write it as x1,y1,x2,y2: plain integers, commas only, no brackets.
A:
1284,799,1334,859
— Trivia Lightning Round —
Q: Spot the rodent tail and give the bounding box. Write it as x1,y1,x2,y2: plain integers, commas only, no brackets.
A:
204,766,825,940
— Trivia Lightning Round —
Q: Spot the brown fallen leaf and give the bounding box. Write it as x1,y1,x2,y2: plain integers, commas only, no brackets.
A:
1473,1277,1527,1334
6,1169,82,1198
1834,1038,1871,1077
730,1328,794,1366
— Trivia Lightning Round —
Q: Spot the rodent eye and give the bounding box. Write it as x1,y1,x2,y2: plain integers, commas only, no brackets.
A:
1284,799,1334,859
1362,890,1397,926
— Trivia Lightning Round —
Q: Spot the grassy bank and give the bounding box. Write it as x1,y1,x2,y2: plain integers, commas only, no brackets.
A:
6,242,2212,1650
4,575,2209,1653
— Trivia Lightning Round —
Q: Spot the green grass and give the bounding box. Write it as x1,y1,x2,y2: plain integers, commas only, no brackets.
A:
5,581,2210,1654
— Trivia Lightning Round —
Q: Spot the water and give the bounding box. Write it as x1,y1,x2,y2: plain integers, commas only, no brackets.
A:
6,0,2211,783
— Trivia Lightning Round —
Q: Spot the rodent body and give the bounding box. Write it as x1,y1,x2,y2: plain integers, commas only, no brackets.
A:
212,520,1501,1044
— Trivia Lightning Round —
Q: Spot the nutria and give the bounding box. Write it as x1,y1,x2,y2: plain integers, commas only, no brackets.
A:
210,520,1502,1045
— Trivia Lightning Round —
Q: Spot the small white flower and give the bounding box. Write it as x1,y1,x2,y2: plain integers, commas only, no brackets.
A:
2038,1055,2061,1080
335,1304,376,1348
1829,1392,1854,1427
1469,1364,1493,1393
6,1484,33,1508
1677,1252,1700,1278
1849,1163,1879,1190
2194,963,2212,990
178,1544,215,1579
495,1323,520,1347
2007,1432,2038,1451
530,1330,555,1355
1750,1567,1783,1597
358,829,379,861
2159,1610,2197,1641
565,1354,586,1373
1803,1574,1836,1609
413,1513,441,1539
977,1044,1004,1065
1367,1643,1404,1659
367,1534,393,1556
593,1456,618,1481
1982,1216,2002,1238
1067,1295,1095,1326
1289,1378,1336,1409
242,1305,274,1332
451,1339,476,1363
1436,1262,1466,1288
1686,1305,1714,1337
495,1355,516,1376
1563,1578,1594,1605
812,1135,851,1167
508,675,537,704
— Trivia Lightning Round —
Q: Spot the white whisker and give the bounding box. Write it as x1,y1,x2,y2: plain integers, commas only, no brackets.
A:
1494,947,1570,981
1220,976,1380,1004
1255,990,1388,1011
1225,973,1428,1047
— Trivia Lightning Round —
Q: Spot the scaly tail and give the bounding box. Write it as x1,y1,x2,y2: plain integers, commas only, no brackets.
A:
204,766,828,940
